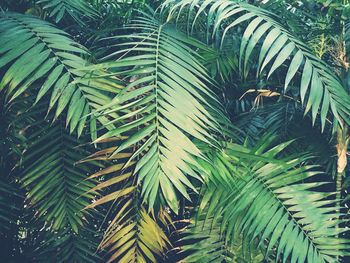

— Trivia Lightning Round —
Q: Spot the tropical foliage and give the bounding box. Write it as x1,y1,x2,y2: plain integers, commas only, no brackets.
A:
1,0,350,262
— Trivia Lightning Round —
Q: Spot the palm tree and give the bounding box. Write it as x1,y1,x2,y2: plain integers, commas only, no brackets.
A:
1,0,350,262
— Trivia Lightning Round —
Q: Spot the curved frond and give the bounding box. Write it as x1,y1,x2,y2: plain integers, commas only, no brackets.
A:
179,216,265,263
100,204,170,263
179,217,230,263
78,136,171,262
162,0,350,130
0,179,22,233
21,120,102,233
0,12,122,138
35,0,99,24
197,138,350,262
0,92,36,234
89,14,224,212
34,226,102,263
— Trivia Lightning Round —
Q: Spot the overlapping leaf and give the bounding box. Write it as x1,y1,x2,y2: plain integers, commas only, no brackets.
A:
0,179,22,233
162,0,350,130
100,204,170,263
178,216,265,263
82,145,170,263
33,226,102,263
0,92,38,234
196,138,350,262
21,120,102,233
0,12,122,138
36,0,99,24
88,14,223,212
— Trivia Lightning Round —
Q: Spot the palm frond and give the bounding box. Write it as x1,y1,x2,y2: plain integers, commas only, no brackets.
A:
178,216,265,263
0,92,38,235
198,43,239,82
82,143,171,263
33,226,102,263
35,0,99,24
100,204,170,263
162,0,350,130
196,137,350,262
21,119,102,233
0,179,22,233
175,143,268,262
0,12,122,138
179,217,231,263
87,14,224,212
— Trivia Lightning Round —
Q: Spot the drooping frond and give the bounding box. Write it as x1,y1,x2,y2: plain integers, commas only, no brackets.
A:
178,216,265,263
0,179,22,233
176,143,267,262
100,204,170,263
0,12,122,138
0,92,36,234
0,92,35,168
178,217,230,263
82,138,171,263
196,137,350,262
33,226,102,263
88,14,224,212
21,120,102,233
162,0,350,130
35,0,99,24
198,43,238,82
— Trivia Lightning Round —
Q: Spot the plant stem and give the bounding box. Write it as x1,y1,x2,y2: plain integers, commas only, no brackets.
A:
336,125,349,213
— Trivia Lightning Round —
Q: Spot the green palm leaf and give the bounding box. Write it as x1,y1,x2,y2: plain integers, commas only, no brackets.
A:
0,92,37,234
197,138,350,262
33,226,102,263
0,12,122,138
0,179,22,233
162,0,350,130
178,217,229,263
88,14,223,212
35,0,99,24
21,120,102,233
179,216,265,263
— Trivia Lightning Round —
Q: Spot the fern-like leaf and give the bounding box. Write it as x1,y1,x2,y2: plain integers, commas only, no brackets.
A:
198,138,350,262
88,14,223,212
21,120,102,233
82,141,171,263
0,12,121,138
162,0,350,130
33,226,102,262
179,216,265,263
36,0,99,24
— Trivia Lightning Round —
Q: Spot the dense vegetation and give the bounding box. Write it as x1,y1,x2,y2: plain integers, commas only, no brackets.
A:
1,0,350,262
